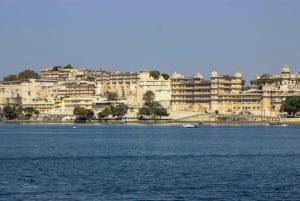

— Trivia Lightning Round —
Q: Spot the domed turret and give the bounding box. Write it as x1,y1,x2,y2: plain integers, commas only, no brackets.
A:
234,72,242,78
281,64,290,78
171,72,184,78
211,70,218,77
194,72,203,79
281,64,290,73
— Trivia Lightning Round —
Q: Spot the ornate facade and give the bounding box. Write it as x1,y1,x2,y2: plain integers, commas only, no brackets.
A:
1,65,300,119
170,71,243,113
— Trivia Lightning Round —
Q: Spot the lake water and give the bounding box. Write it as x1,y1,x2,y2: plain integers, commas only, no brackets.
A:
0,123,300,200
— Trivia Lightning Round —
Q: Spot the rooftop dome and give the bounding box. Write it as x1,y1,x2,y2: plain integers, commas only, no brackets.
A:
194,72,203,79
171,72,184,78
234,72,242,78
281,64,290,73
211,70,218,77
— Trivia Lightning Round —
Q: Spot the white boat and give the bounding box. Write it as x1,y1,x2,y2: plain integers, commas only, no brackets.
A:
181,124,198,128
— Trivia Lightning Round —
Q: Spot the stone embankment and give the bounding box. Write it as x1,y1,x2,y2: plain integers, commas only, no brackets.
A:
1,111,300,125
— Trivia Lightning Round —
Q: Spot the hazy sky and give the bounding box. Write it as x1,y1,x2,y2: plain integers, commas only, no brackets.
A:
0,0,299,82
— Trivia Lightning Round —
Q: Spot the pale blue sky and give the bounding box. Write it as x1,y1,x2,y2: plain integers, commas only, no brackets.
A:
0,0,299,82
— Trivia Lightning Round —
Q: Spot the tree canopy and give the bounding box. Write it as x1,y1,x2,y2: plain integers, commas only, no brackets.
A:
86,109,94,120
3,69,40,81
73,107,89,119
18,69,40,80
3,74,18,81
143,90,155,105
64,64,73,69
161,73,170,80
2,106,17,120
1,105,39,120
150,70,160,79
139,91,169,119
153,107,169,119
111,103,129,118
280,96,300,117
138,106,151,117
98,107,111,118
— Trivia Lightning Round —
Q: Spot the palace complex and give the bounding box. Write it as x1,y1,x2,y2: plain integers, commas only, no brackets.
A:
0,64,299,120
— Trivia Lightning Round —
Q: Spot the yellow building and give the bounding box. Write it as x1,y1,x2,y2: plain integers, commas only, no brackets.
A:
107,71,139,99
171,72,210,112
249,64,300,116
171,71,243,113
0,79,57,114
136,71,171,108
56,81,95,98
3,65,300,119
41,66,78,80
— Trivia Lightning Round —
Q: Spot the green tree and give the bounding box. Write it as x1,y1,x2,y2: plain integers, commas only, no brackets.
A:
106,91,118,101
73,107,88,119
64,64,73,69
161,73,170,80
3,106,17,120
18,69,40,80
138,106,151,117
98,107,111,118
143,90,155,106
150,70,160,79
112,104,129,118
280,96,300,117
3,74,18,81
15,107,23,119
139,91,169,120
23,107,35,119
154,107,169,119
53,66,61,71
148,101,161,114
34,110,40,118
86,109,94,120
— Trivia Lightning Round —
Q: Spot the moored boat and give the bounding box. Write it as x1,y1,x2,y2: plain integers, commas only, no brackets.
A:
181,124,199,128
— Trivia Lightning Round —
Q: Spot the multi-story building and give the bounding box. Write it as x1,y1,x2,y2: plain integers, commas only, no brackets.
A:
56,81,95,98
170,71,243,113
249,64,300,116
0,79,57,114
94,69,110,96
41,66,78,80
209,71,243,112
107,71,140,99
171,72,210,112
105,71,171,107
136,71,171,108
2,65,300,119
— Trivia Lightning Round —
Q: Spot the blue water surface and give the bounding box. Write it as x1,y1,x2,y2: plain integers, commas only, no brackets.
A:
0,123,300,200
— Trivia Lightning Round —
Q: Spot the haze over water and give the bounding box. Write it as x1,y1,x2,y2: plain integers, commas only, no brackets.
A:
0,124,300,200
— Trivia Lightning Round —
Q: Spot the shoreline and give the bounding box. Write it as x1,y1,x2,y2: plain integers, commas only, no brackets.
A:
1,119,300,126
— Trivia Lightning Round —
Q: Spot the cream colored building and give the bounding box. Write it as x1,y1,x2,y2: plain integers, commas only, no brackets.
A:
249,64,300,116
171,71,243,113
107,71,140,99
3,65,300,119
41,66,78,80
135,71,171,108
0,79,57,114
56,80,95,98
171,72,210,112
209,71,243,113
103,71,171,107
